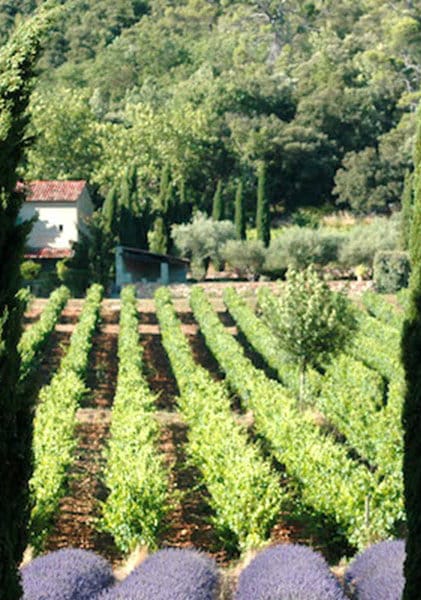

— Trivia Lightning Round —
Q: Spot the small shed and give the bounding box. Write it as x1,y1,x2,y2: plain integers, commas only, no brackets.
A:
115,246,190,288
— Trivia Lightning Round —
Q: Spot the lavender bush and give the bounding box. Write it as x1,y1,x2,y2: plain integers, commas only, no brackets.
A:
21,548,114,600
99,548,219,600
345,540,405,599
235,544,346,600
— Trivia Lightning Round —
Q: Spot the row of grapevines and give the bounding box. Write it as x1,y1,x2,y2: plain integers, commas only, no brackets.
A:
224,287,402,486
99,286,169,553
19,285,70,386
154,287,282,552
190,286,401,548
361,291,402,329
349,320,402,383
29,284,103,552
223,287,322,395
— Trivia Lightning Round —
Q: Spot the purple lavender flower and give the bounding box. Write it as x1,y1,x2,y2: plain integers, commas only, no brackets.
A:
21,548,114,600
235,543,346,600
99,548,219,600
345,539,405,599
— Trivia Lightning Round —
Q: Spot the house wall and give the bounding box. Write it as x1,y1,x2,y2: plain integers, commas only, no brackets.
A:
20,202,79,249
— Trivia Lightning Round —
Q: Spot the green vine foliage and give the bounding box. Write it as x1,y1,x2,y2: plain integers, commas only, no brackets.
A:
190,286,401,548
99,285,169,553
29,284,102,552
155,286,281,552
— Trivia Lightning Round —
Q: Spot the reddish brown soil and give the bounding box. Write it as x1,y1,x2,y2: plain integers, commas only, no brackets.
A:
158,414,234,567
45,305,120,563
140,331,179,411
85,306,119,409
139,301,235,565
33,289,353,572
45,413,119,563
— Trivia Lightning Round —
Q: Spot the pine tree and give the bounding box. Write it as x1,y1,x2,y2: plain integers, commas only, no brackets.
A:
211,179,223,221
256,161,270,247
234,178,246,240
402,111,421,600
0,6,57,599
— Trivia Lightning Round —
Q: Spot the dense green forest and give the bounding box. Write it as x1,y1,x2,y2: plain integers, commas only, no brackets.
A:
1,0,420,218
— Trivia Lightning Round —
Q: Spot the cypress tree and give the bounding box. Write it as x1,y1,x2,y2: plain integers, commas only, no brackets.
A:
149,163,174,254
256,161,270,247
119,165,149,248
148,216,168,254
402,110,421,600
102,186,119,236
211,180,223,221
234,178,246,240
0,6,57,599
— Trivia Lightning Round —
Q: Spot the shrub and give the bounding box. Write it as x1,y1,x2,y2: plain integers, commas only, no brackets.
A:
222,240,266,280
99,548,219,600
172,212,236,279
373,250,410,292
21,260,41,281
345,540,405,599
21,549,114,600
264,226,342,275
339,216,400,268
235,544,346,600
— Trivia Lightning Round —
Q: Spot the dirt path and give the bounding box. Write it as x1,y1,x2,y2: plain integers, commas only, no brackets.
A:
45,304,120,563
138,300,234,566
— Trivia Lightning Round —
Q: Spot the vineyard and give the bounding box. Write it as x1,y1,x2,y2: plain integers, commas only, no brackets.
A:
21,282,406,597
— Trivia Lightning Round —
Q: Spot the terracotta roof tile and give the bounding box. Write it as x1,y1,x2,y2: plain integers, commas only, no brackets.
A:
24,248,73,259
19,180,87,202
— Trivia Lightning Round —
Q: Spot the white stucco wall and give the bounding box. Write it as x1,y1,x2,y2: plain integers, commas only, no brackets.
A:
20,188,94,249
20,202,79,249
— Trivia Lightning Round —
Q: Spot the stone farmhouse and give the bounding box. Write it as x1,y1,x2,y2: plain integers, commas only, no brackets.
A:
19,180,93,261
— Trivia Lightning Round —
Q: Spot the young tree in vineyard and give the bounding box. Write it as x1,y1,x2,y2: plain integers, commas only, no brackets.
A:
0,6,58,599
260,266,356,403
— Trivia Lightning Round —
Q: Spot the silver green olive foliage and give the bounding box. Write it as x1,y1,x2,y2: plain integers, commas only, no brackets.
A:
171,212,236,279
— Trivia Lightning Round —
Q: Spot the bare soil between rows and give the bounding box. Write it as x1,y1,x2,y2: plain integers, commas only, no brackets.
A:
28,290,356,571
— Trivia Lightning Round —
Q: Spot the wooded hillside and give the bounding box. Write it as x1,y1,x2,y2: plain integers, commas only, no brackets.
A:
1,0,419,216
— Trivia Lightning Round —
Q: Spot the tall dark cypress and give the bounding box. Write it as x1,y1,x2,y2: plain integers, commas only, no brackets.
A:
119,165,149,248
256,161,270,247
211,179,223,221
402,110,421,600
102,186,119,236
149,163,175,254
0,6,56,599
234,178,246,240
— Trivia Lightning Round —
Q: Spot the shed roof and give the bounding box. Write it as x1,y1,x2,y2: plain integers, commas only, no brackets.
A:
121,246,190,266
19,180,87,203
